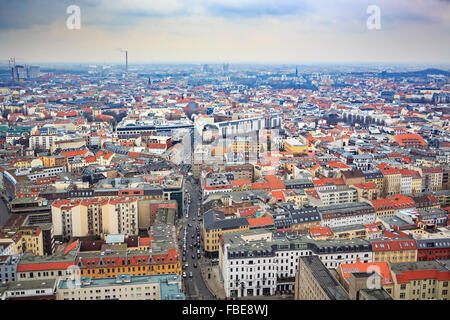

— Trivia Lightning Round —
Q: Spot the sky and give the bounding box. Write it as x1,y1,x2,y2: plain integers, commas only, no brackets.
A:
0,0,449,64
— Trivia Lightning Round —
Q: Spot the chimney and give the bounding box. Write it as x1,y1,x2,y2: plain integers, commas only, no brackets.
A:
125,51,128,76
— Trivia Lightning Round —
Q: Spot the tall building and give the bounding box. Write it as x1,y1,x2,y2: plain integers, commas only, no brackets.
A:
27,66,40,79
295,255,350,300
11,65,27,81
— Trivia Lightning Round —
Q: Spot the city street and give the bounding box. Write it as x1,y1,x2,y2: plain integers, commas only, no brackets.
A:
178,176,216,300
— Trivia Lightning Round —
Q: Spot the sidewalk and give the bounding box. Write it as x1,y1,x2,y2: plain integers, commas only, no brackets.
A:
201,264,226,299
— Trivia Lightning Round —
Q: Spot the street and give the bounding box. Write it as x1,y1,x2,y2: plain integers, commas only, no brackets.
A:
178,176,216,300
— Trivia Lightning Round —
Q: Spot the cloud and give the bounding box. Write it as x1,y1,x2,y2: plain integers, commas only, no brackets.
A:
1,0,449,30
0,0,449,63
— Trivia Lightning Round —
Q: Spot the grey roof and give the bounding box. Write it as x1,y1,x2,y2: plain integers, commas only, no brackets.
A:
416,238,450,249
318,202,375,216
390,260,450,273
380,215,413,228
203,209,249,232
330,223,366,234
360,288,393,300
276,203,321,225
364,170,384,179
300,255,350,300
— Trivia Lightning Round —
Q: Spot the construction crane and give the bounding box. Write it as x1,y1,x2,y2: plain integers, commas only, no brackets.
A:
5,57,28,81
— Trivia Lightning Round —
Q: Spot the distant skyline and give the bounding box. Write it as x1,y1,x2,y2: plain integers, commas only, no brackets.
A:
0,0,449,64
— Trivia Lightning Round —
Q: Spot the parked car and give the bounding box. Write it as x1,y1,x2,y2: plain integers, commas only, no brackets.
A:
193,263,197,268
183,272,186,278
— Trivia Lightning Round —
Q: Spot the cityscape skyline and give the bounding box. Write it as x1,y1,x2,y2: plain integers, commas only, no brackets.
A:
1,0,450,309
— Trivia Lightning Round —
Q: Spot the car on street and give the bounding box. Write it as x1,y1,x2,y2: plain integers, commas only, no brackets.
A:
193,263,197,268
191,254,195,259
183,272,187,278
189,272,193,278
182,256,186,262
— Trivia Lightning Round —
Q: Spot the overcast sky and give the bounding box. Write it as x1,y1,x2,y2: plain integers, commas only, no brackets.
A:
0,0,449,64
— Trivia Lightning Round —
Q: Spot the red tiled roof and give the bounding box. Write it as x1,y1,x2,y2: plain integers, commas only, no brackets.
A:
371,194,415,211
64,240,79,255
372,239,417,252
60,149,89,158
394,268,450,284
353,182,378,190
340,260,392,285
17,261,74,272
310,226,333,237
248,216,274,228
393,134,427,147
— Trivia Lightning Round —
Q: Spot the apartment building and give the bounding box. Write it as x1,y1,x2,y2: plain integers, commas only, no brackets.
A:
203,209,250,258
1,278,57,300
318,202,376,228
16,252,77,281
337,260,394,299
0,255,20,284
0,226,45,257
377,164,401,197
364,170,384,192
389,261,450,300
219,230,373,298
295,255,350,300
352,182,380,201
371,238,418,263
56,274,184,300
370,194,416,218
416,238,450,261
220,232,278,298
420,168,443,192
317,185,358,206
52,198,139,239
